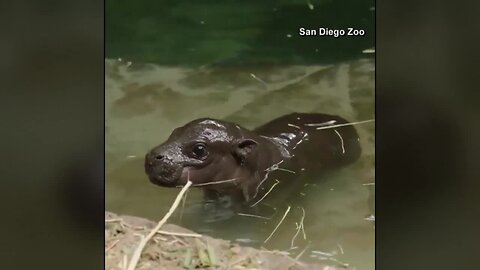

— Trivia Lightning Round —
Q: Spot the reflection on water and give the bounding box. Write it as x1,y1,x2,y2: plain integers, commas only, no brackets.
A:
105,58,374,269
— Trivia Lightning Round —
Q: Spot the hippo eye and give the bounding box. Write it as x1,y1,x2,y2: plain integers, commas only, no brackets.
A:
191,143,208,160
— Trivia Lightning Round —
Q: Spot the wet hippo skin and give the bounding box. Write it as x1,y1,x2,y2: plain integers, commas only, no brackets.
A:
145,113,361,206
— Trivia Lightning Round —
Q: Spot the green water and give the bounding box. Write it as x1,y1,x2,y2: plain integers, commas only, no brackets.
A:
106,1,374,269
107,0,374,65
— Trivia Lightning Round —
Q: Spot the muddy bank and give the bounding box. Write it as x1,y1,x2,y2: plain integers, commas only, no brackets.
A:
105,211,348,270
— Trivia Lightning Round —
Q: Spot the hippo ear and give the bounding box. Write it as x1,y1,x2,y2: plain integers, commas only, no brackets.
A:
233,139,258,165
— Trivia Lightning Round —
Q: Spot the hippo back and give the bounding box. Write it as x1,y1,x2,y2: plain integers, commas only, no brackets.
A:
254,113,361,172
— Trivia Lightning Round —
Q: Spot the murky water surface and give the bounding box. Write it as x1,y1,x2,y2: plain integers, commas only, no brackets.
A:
105,59,374,269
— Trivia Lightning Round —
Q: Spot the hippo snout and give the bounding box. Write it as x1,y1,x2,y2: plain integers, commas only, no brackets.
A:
144,151,164,170
144,149,183,187
144,152,157,174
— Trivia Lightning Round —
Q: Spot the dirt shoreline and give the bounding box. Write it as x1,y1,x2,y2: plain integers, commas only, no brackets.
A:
105,211,347,270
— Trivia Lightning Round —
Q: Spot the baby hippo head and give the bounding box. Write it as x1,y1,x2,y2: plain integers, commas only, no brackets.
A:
145,118,259,188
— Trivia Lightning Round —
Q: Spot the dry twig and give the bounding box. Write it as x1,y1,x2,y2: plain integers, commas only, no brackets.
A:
105,218,122,223
295,244,310,261
127,181,193,270
264,206,292,243
237,213,271,220
312,119,374,130
251,179,280,207
192,178,239,186
156,230,202,238
291,207,306,247
105,239,120,252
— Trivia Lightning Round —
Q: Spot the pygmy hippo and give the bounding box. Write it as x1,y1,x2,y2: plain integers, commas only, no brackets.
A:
145,113,362,206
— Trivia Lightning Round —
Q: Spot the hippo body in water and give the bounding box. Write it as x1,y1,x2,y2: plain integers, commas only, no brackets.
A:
145,113,361,208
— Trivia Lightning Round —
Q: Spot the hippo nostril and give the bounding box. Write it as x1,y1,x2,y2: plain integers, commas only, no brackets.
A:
155,154,164,160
